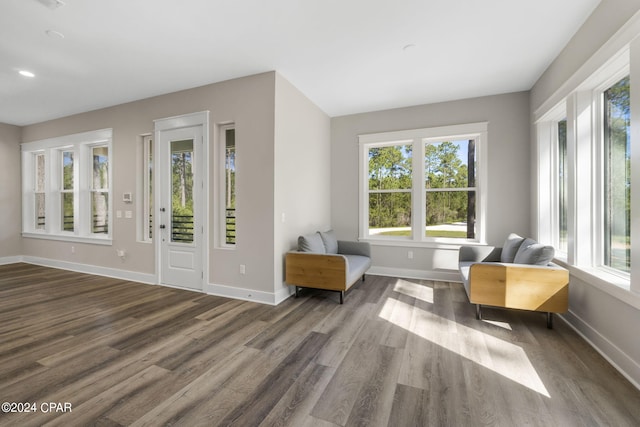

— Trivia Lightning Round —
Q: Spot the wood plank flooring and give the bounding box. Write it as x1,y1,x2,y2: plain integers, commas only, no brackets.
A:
0,263,639,426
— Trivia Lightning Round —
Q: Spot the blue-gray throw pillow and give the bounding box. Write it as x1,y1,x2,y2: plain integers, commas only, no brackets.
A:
501,233,525,263
513,238,555,265
298,233,326,253
319,230,339,254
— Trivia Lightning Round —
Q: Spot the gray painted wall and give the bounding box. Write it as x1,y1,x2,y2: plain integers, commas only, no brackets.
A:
330,92,531,277
273,73,331,297
532,0,640,110
19,72,280,297
0,123,22,258
13,71,329,303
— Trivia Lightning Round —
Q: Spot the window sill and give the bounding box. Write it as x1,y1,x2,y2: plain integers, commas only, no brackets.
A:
360,237,484,250
553,259,640,310
22,232,112,246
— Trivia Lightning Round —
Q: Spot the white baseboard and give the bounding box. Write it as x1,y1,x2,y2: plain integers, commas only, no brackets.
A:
204,282,292,306
20,256,157,285
0,256,23,266
275,284,295,305
3,255,292,306
560,310,640,391
368,266,462,283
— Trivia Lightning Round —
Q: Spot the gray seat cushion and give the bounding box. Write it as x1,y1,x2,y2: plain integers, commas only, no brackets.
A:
344,254,371,286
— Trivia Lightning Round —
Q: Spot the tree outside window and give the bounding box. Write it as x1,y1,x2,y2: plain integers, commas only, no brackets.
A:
603,75,630,273
361,125,482,242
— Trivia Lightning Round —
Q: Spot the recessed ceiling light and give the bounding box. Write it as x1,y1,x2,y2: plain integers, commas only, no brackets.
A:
19,70,36,78
46,29,65,39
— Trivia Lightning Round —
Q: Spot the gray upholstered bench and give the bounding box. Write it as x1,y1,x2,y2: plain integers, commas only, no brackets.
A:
285,230,371,304
459,233,569,328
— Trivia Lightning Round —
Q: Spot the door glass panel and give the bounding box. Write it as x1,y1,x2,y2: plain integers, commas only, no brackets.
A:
171,139,194,243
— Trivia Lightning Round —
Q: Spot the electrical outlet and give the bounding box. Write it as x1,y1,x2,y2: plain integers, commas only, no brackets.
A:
408,250,413,259
240,264,246,275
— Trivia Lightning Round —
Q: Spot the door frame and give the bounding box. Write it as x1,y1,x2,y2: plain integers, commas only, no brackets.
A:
153,111,209,290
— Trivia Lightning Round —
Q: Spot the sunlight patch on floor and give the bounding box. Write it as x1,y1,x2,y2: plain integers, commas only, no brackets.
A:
378,297,550,397
393,279,434,303
482,319,513,330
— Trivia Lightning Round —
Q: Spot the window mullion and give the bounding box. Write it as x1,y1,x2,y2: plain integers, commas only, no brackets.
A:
413,138,424,241
52,149,63,234
77,145,88,236
567,91,594,266
22,152,35,233
536,121,554,245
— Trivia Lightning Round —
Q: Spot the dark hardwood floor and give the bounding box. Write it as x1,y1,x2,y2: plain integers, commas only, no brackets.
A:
0,263,639,426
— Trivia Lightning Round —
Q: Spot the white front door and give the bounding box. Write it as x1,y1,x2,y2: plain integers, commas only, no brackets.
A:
157,125,204,290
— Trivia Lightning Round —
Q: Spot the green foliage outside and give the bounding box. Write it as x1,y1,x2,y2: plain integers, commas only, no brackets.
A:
604,76,631,272
376,229,466,238
172,150,194,242
368,141,474,235
225,130,236,244
368,144,412,229
62,152,74,231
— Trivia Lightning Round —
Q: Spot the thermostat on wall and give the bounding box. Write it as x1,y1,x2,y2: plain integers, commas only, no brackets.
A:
123,192,133,203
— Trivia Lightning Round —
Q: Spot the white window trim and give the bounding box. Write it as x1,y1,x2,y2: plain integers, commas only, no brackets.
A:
21,128,113,245
358,122,488,246
536,102,568,260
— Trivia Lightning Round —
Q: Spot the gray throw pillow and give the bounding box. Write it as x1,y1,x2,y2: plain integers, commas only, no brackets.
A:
319,230,339,254
513,238,555,265
501,233,525,263
298,233,326,253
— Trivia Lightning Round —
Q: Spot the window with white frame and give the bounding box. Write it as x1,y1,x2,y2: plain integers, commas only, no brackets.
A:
34,152,46,230
557,118,568,254
359,123,486,244
60,149,76,232
140,134,153,242
602,75,630,274
22,129,113,244
90,146,109,234
219,124,236,247
536,48,633,289
535,105,568,258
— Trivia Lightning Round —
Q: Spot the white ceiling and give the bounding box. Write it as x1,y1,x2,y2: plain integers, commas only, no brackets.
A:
0,0,600,126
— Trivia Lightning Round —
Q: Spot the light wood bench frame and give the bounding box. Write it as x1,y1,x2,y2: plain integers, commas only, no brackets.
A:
468,262,569,328
285,252,367,304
